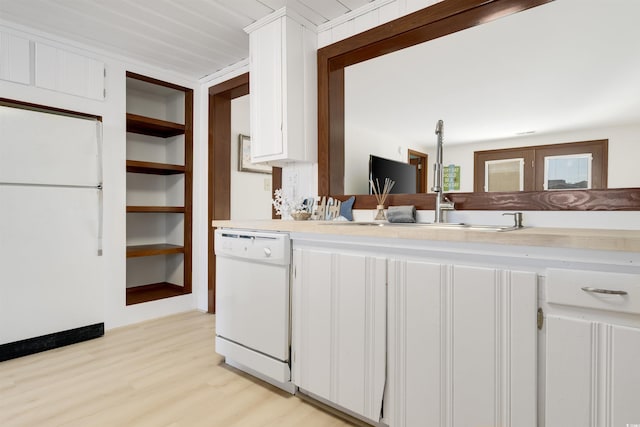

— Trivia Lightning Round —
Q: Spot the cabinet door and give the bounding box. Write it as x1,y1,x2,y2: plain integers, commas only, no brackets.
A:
452,266,537,427
546,315,640,427
545,315,594,427
34,42,105,100
387,261,537,427
249,17,283,162
611,324,640,426
386,260,444,426
292,247,386,423
247,12,316,164
0,32,30,84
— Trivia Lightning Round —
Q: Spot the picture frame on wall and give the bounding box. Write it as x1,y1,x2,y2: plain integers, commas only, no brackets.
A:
238,134,271,174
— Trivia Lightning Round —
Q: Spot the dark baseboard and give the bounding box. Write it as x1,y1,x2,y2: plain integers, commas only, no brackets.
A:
0,323,104,362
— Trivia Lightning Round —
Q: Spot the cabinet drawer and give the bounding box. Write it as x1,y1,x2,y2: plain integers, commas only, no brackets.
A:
546,269,640,314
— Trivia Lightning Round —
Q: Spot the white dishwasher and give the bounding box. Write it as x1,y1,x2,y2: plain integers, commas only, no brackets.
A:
214,229,295,393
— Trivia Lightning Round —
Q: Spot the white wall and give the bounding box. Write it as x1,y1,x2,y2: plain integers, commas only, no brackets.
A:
230,95,273,220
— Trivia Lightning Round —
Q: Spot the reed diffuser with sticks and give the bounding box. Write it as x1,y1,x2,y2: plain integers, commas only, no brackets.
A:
369,178,395,220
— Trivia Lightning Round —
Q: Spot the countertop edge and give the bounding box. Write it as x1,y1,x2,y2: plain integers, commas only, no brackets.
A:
211,220,640,253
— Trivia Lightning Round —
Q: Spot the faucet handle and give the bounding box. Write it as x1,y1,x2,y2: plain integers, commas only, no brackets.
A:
441,195,455,210
503,212,523,228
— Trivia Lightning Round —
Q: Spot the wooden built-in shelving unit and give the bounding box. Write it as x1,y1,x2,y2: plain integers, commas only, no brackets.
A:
126,243,184,258
126,206,185,213
125,71,193,306
125,282,190,306
126,113,185,137
126,160,185,175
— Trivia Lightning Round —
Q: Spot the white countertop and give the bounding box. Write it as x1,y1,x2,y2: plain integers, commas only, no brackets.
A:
212,220,640,253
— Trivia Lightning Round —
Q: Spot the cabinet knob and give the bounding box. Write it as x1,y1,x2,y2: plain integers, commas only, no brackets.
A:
264,247,272,257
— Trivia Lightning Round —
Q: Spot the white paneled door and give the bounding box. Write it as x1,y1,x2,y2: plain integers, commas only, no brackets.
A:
386,260,538,427
292,247,386,423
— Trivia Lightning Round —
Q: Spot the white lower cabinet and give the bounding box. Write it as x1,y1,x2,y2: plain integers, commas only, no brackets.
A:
386,259,538,427
291,241,538,426
282,236,640,426
545,268,640,427
546,316,640,427
291,247,386,423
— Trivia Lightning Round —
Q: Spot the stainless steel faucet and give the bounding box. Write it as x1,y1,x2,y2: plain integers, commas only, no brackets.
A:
432,120,455,223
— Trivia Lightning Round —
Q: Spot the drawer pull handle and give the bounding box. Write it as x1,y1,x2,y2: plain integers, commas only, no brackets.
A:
581,286,628,296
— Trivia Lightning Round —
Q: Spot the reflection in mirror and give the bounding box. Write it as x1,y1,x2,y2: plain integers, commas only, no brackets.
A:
486,159,523,192
544,154,591,190
344,0,640,195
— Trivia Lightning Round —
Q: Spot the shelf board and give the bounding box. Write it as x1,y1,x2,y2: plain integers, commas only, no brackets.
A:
126,113,185,138
126,243,184,258
126,282,190,306
126,206,184,213
126,160,185,175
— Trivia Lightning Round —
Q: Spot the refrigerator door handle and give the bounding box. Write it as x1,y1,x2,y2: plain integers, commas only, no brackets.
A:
95,122,104,256
0,182,102,189
96,121,103,189
97,184,103,256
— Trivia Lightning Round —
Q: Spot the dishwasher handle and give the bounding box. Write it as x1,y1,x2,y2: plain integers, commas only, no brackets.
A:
220,232,278,241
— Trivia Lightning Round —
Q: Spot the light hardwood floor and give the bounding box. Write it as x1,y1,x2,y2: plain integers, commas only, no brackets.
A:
0,311,357,427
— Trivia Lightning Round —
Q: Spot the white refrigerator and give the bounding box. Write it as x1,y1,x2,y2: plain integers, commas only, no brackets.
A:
0,103,104,358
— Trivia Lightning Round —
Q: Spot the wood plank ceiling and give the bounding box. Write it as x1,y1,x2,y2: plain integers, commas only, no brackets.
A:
0,0,373,80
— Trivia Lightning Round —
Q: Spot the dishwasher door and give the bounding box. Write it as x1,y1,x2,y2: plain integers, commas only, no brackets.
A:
214,229,291,362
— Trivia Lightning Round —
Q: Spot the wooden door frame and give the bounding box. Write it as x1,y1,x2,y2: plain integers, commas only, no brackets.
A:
207,73,282,313
408,149,428,193
208,74,248,314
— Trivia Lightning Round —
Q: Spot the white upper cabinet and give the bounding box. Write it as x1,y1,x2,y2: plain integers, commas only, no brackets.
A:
0,32,30,85
1,32,105,101
35,43,105,101
245,8,317,165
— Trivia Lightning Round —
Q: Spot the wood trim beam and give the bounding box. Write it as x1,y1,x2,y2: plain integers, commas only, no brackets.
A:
342,188,640,211
183,89,193,293
207,73,282,312
125,71,191,92
272,167,282,219
209,73,250,96
208,77,248,313
0,97,101,121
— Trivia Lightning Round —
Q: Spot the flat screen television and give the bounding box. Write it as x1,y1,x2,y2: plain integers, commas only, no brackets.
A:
369,154,417,194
